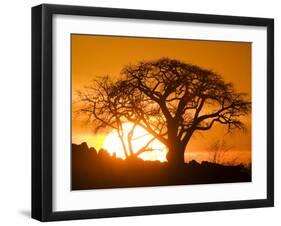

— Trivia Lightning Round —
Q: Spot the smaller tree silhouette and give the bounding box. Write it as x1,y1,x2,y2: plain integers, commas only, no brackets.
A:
78,76,156,159
208,137,235,164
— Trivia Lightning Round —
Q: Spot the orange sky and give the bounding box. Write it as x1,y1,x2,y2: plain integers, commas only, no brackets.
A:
71,34,252,164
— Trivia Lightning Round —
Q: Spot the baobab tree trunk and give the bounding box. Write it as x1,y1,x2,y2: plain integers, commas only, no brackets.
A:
166,123,186,166
166,143,186,166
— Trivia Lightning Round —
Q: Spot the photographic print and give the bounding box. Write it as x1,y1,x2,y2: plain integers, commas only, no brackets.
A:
71,35,252,190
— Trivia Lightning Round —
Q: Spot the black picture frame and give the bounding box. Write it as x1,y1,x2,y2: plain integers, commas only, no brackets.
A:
32,3,274,222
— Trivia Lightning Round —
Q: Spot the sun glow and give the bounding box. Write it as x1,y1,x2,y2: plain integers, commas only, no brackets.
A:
103,122,167,162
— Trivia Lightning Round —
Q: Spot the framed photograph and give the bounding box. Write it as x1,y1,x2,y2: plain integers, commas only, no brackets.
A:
32,4,274,221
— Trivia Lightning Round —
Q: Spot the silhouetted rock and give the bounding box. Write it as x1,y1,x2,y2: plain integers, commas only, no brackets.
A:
72,143,78,150
188,160,200,167
89,147,97,152
89,147,98,158
79,142,88,151
98,148,111,159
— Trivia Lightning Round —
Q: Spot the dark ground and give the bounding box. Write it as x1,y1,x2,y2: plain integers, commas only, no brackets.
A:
72,142,251,190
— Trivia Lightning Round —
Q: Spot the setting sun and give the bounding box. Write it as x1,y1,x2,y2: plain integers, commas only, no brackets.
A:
103,122,167,162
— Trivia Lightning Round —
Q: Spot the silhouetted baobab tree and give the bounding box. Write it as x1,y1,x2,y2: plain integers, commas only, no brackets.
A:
79,58,251,166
